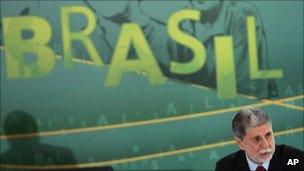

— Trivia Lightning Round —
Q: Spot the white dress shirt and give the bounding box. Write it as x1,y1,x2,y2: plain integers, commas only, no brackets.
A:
246,153,270,171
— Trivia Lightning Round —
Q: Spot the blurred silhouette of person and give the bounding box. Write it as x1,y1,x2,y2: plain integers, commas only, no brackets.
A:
1,110,114,171
0,110,77,165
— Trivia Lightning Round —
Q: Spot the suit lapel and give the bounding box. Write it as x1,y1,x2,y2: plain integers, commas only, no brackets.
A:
268,145,283,171
235,150,250,171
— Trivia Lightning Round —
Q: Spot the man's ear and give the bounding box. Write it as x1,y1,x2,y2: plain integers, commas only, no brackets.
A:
234,137,244,150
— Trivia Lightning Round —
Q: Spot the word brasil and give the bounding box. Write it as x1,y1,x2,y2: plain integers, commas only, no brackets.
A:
2,6,283,99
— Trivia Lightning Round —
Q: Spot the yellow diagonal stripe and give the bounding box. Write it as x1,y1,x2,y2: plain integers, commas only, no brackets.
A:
1,95,303,140
1,127,303,170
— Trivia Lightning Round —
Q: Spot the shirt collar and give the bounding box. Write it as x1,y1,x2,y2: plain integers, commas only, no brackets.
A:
245,153,270,171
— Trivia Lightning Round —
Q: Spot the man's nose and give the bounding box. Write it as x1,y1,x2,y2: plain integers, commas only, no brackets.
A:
260,137,270,148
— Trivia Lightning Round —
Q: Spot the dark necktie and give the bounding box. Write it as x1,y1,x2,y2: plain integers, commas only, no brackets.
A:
256,165,266,171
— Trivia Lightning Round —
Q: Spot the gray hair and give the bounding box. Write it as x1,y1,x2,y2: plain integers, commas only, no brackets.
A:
232,107,271,139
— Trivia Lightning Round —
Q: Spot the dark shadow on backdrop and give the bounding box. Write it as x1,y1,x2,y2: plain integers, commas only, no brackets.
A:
0,110,114,171
0,110,77,165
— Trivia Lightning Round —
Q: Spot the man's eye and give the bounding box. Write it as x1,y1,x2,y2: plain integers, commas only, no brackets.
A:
266,132,272,137
253,137,260,143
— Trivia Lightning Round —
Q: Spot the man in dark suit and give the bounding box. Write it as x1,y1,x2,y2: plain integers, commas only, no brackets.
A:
215,107,303,171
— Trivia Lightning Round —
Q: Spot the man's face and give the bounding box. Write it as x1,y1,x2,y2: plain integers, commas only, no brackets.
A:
191,0,221,11
235,124,275,164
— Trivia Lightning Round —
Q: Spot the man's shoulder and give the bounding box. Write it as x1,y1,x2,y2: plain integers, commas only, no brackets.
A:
228,1,259,15
269,144,304,171
226,1,263,26
217,149,244,164
275,144,304,158
215,149,248,171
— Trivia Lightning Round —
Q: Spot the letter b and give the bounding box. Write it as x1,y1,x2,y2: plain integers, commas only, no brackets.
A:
3,16,55,78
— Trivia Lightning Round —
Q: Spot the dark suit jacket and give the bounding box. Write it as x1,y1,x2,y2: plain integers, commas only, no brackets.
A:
215,144,304,171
